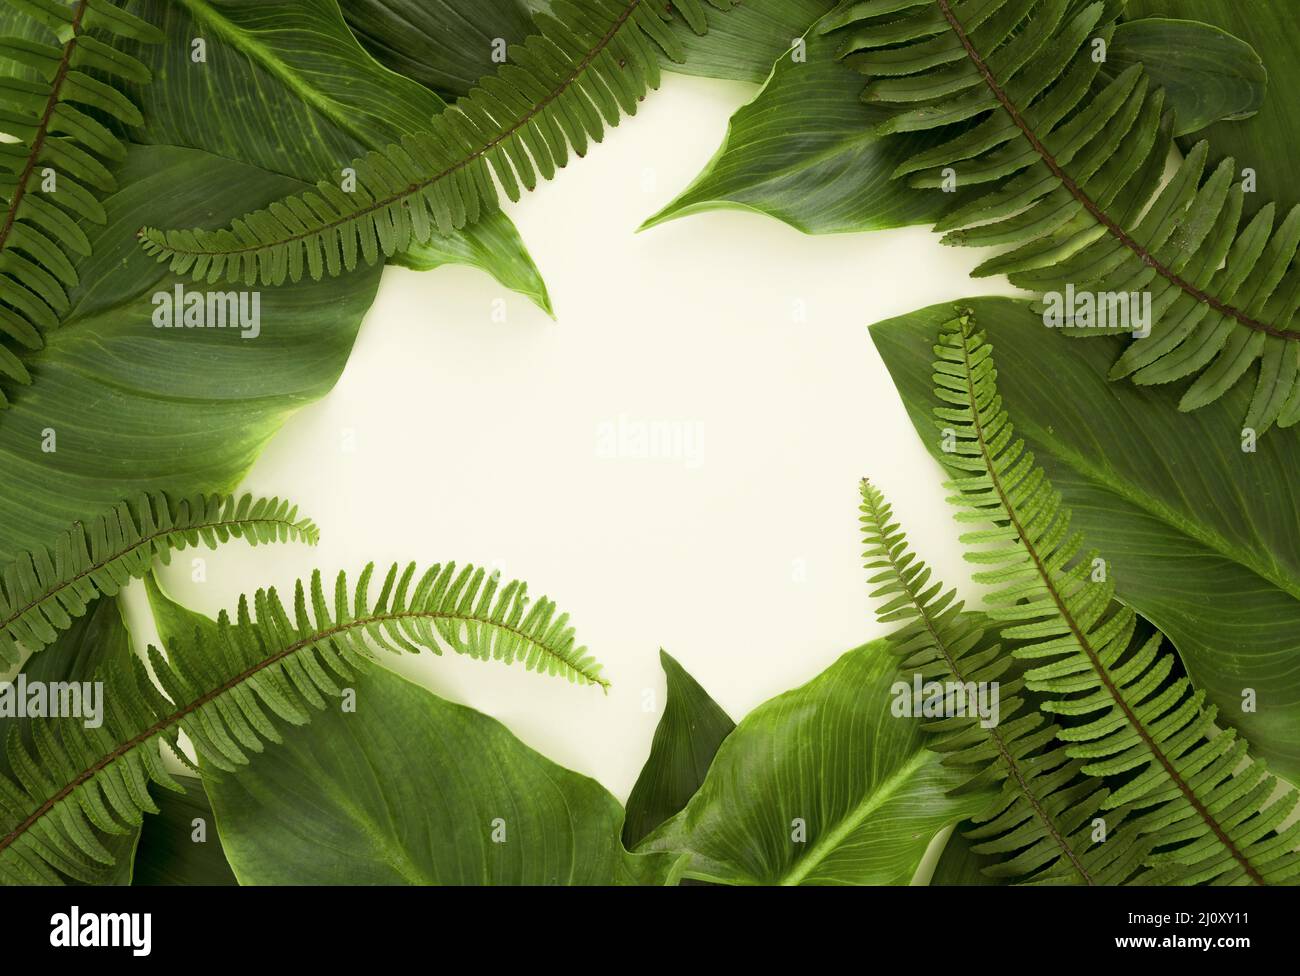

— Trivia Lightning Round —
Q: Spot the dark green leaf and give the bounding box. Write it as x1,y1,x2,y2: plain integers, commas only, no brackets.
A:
0,598,138,884
133,775,238,886
125,0,548,310
623,650,734,847
340,0,538,100
145,575,653,884
643,20,950,234
0,145,380,561
1107,18,1265,136
871,296,1300,784
1127,0,1300,217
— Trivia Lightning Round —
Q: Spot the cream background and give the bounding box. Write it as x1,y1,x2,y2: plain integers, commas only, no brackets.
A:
122,73,1020,806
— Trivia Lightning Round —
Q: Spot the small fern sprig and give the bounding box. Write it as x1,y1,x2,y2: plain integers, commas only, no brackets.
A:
136,0,735,287
932,309,1300,885
859,480,1152,884
825,0,1300,432
0,492,319,667
0,0,161,407
0,561,604,884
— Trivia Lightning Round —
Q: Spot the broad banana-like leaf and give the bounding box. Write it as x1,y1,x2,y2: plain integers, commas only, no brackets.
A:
0,145,380,560
640,640,992,884
125,0,549,311
647,13,1265,236
871,296,1300,783
623,650,734,848
146,578,669,885
1127,0,1299,218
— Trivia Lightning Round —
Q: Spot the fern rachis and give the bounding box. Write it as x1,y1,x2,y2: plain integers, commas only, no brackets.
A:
137,0,736,287
859,480,1154,884
928,310,1300,884
0,492,319,667
826,0,1300,430
0,561,604,883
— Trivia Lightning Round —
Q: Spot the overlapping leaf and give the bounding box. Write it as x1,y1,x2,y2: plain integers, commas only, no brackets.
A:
0,558,603,883
0,491,316,668
0,0,160,407
827,0,1300,430
138,0,737,286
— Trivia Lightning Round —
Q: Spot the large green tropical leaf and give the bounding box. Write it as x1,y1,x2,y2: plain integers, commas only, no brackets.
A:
871,296,1300,784
820,0,1298,429
0,144,380,560
339,0,539,101
121,0,549,311
645,12,1263,236
144,572,666,884
0,0,162,409
642,19,950,234
208,671,674,884
655,0,836,83
1127,0,1300,218
132,775,238,885
0,596,138,884
139,0,738,286
623,650,733,848
1104,17,1265,136
929,823,1002,884
640,640,992,884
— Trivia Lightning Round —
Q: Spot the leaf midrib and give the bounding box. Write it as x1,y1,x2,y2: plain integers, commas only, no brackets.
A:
934,0,1300,343
1015,412,1300,606
778,747,930,886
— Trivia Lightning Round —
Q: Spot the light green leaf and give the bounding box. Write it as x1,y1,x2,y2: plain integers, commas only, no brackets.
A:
641,640,992,884
623,650,734,848
125,0,549,310
133,775,238,886
1107,18,1266,136
871,296,1300,783
0,144,380,560
1127,0,1300,218
642,20,949,235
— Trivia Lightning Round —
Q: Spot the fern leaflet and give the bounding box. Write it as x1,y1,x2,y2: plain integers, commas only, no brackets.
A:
825,0,1300,431
137,0,735,287
0,492,319,668
928,309,1300,884
0,0,161,407
859,480,1151,884
0,560,604,883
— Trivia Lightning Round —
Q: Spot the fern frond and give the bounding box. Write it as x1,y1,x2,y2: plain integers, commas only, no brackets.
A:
0,0,161,407
825,0,1300,431
0,492,319,668
859,479,1153,884
932,309,1300,885
136,0,736,287
0,561,603,883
